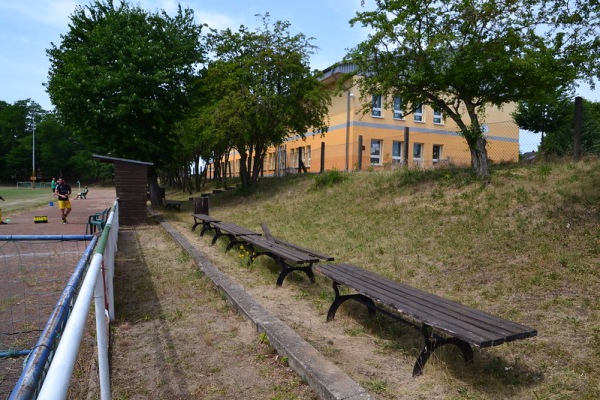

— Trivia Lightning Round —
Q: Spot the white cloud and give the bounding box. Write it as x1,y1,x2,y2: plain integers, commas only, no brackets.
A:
195,10,243,31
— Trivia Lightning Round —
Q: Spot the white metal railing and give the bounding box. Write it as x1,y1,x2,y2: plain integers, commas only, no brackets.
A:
37,201,119,400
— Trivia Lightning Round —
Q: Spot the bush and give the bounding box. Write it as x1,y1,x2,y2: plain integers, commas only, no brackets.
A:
312,169,348,188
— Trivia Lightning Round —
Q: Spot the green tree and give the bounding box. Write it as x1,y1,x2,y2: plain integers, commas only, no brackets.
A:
0,100,45,182
346,0,596,181
534,98,600,157
46,0,204,204
512,90,574,152
204,15,331,190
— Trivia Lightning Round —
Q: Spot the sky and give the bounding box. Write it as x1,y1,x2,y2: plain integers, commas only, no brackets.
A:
0,0,598,154
0,0,371,111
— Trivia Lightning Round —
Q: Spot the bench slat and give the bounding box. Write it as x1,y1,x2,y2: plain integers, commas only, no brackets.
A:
340,265,530,338
239,234,320,264
212,222,261,237
192,213,220,223
260,223,334,261
316,263,536,347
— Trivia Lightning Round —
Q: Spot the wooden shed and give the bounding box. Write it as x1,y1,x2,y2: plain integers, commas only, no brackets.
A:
93,155,153,226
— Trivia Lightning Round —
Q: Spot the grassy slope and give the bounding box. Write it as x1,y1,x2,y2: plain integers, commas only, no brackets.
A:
168,158,600,399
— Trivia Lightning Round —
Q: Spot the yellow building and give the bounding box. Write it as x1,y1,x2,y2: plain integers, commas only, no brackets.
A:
215,64,520,177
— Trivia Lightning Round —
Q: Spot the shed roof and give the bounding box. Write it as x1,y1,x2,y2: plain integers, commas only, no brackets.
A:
93,154,154,167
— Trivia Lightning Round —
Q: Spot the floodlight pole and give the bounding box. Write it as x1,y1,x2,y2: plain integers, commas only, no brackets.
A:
30,111,36,189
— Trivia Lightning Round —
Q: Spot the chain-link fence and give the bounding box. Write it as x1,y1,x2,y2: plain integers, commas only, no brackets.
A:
211,121,547,178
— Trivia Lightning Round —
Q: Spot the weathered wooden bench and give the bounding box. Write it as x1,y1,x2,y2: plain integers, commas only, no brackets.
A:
164,199,183,211
191,213,221,236
209,221,262,249
237,224,335,286
314,263,537,377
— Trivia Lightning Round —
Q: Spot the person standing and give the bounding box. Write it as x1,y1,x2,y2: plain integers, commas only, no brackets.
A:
51,177,57,193
53,177,72,224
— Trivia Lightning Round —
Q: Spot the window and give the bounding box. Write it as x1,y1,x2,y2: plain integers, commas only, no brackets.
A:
268,152,276,170
290,148,298,168
414,104,423,122
413,143,423,162
301,146,311,167
433,108,443,124
392,141,403,165
291,146,311,168
371,139,382,165
371,95,382,117
432,145,442,164
393,97,403,120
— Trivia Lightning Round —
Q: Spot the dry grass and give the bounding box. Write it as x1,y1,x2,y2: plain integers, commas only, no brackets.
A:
163,158,600,399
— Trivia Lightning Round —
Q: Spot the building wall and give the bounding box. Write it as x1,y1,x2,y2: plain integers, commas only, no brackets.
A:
214,81,520,177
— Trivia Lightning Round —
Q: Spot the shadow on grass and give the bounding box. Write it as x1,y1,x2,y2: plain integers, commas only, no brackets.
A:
332,300,543,396
112,228,192,398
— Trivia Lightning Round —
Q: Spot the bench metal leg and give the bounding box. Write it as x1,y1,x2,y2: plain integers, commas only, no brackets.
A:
226,239,244,251
412,324,473,377
199,223,213,236
326,281,376,321
275,260,315,286
243,245,316,286
211,229,227,245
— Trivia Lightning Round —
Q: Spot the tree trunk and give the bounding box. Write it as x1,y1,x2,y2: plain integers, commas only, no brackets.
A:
239,152,251,189
462,106,491,182
147,168,161,207
469,136,490,183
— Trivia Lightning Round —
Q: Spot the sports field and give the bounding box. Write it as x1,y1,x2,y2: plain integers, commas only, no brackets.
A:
0,186,117,397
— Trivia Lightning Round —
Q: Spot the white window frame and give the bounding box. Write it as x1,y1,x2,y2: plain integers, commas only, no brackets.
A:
268,152,275,170
433,108,443,124
371,95,382,117
414,104,424,122
432,144,442,165
370,139,383,165
413,142,424,166
302,146,311,168
392,141,403,165
393,96,403,120
290,148,298,168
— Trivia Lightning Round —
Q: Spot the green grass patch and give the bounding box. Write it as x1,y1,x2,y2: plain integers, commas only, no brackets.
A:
163,157,600,399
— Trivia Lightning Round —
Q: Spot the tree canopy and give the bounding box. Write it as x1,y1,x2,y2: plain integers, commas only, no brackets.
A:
197,15,331,190
346,0,599,180
46,0,204,202
0,99,112,182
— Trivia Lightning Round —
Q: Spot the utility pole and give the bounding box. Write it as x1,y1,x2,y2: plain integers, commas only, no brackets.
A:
30,111,36,188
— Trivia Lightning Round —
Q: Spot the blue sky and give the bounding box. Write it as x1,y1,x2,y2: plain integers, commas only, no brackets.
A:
0,0,370,111
1,0,597,115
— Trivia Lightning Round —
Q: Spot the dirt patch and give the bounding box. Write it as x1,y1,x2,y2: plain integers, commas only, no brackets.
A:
171,219,451,399
104,226,316,399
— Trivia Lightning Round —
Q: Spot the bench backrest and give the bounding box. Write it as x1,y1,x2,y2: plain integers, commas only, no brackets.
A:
260,223,334,261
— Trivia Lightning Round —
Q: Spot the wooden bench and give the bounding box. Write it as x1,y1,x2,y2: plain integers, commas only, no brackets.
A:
314,263,537,377
209,221,262,249
164,199,183,211
191,213,221,236
237,224,334,286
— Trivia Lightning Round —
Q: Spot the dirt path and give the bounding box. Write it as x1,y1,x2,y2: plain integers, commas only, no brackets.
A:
0,187,116,235
105,225,317,399
5,191,318,398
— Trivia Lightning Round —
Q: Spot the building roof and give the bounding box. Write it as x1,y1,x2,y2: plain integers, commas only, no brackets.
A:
93,154,154,167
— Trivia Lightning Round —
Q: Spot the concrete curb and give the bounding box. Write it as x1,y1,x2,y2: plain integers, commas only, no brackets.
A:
162,222,372,400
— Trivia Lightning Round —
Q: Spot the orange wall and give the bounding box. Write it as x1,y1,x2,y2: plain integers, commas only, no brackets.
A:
215,84,520,177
